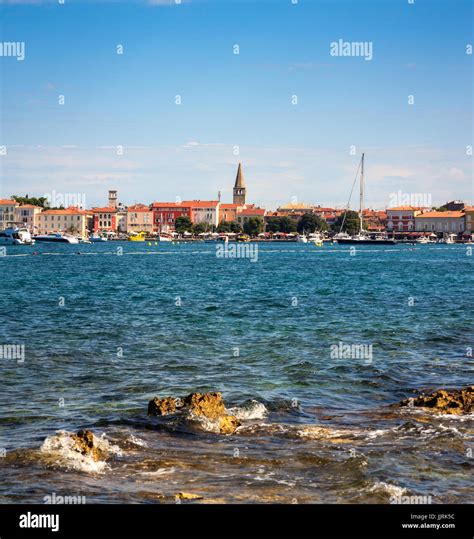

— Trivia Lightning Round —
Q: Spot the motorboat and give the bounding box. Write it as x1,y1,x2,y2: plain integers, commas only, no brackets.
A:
90,234,107,242
34,233,79,244
158,234,172,242
297,234,308,243
0,227,35,245
128,232,146,242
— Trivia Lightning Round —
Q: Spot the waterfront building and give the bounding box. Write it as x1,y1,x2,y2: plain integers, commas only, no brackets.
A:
219,203,242,223
127,204,154,234
463,206,474,236
236,207,266,226
151,202,192,233
184,200,220,228
91,207,118,233
277,202,314,214
386,207,424,233
0,199,19,229
14,204,43,232
233,163,246,205
116,210,128,233
362,209,387,232
415,211,465,235
37,207,89,237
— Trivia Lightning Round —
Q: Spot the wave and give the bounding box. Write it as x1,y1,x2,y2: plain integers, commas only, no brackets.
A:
365,481,407,498
40,430,121,474
226,400,268,420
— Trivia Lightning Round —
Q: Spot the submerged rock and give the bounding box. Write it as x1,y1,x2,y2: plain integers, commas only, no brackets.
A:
398,386,473,415
70,430,103,462
148,396,177,416
147,392,241,434
175,492,203,501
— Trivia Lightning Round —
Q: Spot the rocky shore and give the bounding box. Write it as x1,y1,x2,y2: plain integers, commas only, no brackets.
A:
396,386,473,415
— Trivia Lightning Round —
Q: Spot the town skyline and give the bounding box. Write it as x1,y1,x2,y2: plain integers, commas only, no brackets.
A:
1,0,472,208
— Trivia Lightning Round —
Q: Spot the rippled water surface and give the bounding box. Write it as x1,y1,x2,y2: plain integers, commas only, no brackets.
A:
0,242,473,503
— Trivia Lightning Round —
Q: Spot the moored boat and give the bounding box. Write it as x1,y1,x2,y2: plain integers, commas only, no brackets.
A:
0,227,35,245
335,154,397,245
33,233,78,244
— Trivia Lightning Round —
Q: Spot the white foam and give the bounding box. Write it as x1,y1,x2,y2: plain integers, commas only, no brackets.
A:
367,481,407,497
128,435,148,447
226,400,268,420
139,467,175,478
40,430,121,474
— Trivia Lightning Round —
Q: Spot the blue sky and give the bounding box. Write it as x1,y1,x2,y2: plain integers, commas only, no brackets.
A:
0,0,472,209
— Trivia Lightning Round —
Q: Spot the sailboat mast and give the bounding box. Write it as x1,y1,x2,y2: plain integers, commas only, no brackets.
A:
359,153,365,234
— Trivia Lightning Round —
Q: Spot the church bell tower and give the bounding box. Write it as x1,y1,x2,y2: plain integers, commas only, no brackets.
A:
233,163,246,205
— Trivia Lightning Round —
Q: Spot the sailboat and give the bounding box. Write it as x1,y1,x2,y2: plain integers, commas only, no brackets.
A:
336,153,396,245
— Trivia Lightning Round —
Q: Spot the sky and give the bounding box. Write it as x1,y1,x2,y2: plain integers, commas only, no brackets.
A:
0,0,472,210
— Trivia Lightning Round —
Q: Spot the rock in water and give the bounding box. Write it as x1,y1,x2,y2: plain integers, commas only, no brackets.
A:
147,392,241,434
148,396,177,416
182,392,226,419
70,430,103,461
398,386,473,415
218,415,241,435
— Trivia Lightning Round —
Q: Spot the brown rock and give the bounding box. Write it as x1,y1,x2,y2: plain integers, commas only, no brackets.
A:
148,396,177,416
175,492,203,501
70,430,103,461
218,415,241,435
398,386,473,414
182,392,226,420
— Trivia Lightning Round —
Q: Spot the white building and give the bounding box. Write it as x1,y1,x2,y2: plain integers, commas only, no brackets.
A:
415,211,465,234
184,200,220,228
14,204,43,232
0,199,18,229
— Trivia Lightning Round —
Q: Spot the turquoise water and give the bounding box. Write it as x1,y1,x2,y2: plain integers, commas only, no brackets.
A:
0,242,473,503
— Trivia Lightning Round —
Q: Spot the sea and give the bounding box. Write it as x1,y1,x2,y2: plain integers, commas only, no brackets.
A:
0,241,473,504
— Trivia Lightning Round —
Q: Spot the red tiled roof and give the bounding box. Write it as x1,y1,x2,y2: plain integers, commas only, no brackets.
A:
239,208,266,216
182,200,220,208
417,211,465,218
387,206,424,211
127,204,152,212
0,199,17,205
91,207,117,213
18,204,42,209
40,207,88,215
220,204,240,209
151,202,191,209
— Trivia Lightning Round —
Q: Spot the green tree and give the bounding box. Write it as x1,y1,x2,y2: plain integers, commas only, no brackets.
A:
229,221,242,233
265,216,297,233
297,213,328,233
332,210,360,235
175,215,193,233
217,221,231,233
192,222,207,235
243,217,264,237
11,195,49,208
